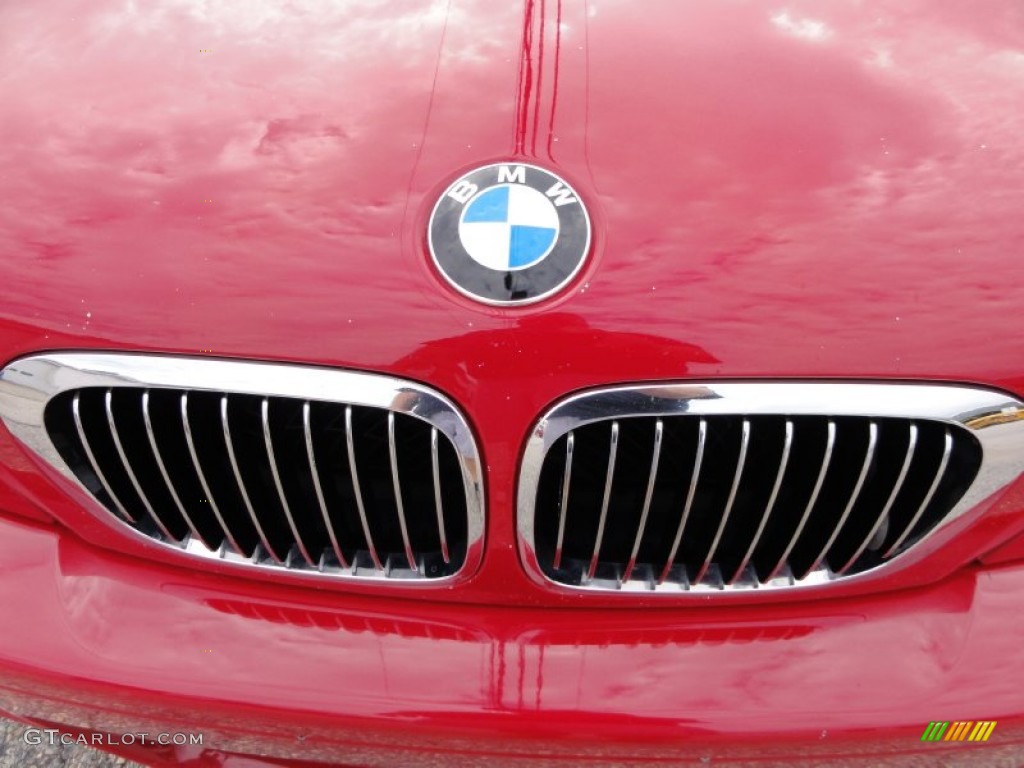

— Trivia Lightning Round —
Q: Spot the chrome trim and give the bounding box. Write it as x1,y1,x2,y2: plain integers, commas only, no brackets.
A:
346,404,382,571
884,428,953,558
0,353,485,588
183,392,244,556
430,427,450,565
587,420,619,581
622,419,662,583
261,397,314,567
304,401,346,569
659,417,706,584
807,421,877,573
731,419,792,584
767,419,835,581
142,390,207,547
552,431,575,571
106,389,175,542
695,418,750,584
517,381,1024,597
72,392,135,524
224,395,282,564
388,412,417,572
838,422,918,574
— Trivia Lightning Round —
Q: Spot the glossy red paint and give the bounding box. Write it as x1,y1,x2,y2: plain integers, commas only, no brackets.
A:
4,1,1023,389
1,0,1024,762
980,531,1024,566
1,514,1024,766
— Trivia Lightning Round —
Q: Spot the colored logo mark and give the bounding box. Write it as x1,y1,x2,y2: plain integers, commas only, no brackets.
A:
921,721,997,742
459,184,559,271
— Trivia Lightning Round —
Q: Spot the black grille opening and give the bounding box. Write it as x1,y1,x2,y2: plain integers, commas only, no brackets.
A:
532,413,982,589
44,386,471,580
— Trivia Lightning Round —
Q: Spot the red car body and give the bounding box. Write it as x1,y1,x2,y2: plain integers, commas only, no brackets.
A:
1,0,1024,765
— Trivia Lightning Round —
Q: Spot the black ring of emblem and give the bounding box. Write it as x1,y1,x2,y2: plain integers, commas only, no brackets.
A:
428,163,591,306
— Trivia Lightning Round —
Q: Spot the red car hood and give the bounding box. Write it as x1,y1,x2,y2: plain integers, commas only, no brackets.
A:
2,0,1024,391
2,1,1024,603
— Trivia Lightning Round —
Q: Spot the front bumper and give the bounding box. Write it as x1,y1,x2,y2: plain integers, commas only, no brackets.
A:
0,513,1022,766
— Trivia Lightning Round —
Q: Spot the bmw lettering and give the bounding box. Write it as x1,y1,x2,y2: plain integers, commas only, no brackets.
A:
428,163,591,305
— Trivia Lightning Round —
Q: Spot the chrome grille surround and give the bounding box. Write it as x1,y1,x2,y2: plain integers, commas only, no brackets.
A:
0,353,484,586
518,382,1024,595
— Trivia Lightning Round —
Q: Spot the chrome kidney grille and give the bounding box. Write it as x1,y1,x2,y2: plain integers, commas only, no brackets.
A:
0,354,484,584
518,383,1024,594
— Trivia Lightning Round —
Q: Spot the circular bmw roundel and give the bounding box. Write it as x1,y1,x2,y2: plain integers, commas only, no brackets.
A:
428,163,591,305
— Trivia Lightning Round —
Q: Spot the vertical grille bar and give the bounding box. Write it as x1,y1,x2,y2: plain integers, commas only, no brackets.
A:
388,412,417,572
142,391,207,546
623,419,663,582
730,419,793,584
767,419,836,581
838,423,918,573
884,428,952,557
304,401,347,568
181,393,244,556
808,420,878,572
347,405,382,570
586,421,619,581
223,396,282,563
431,427,450,564
659,418,707,584
105,389,176,541
262,397,315,566
695,418,750,584
552,431,575,570
72,392,136,524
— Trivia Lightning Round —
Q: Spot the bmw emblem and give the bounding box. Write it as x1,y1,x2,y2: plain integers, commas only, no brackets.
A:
428,163,591,306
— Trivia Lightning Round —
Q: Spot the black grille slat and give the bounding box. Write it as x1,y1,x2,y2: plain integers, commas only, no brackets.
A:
387,412,418,572
141,390,208,545
73,390,137,524
45,386,472,581
124,390,192,541
105,389,176,542
394,417,447,564
149,388,224,548
766,419,835,582
884,428,952,557
789,419,869,579
261,396,318,566
183,391,252,556
303,400,347,569
223,395,283,563
623,419,663,582
218,394,289,559
431,427,451,565
695,418,750,584
430,425,470,573
311,402,374,567
529,413,983,590
660,417,706,584
834,422,918,573
730,418,792,583
587,420,619,581
350,406,399,567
